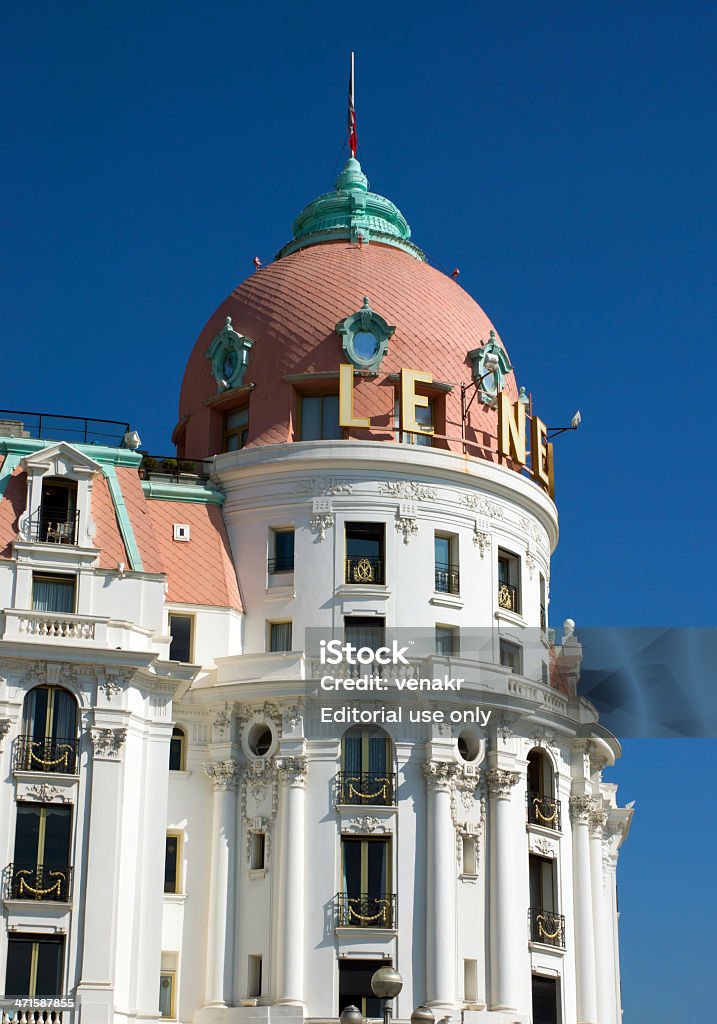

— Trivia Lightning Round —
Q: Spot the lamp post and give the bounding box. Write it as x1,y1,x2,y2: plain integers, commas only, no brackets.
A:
340,1006,364,1024
410,1006,435,1024
371,966,403,1024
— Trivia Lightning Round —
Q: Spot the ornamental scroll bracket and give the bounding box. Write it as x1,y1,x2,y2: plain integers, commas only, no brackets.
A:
89,727,127,760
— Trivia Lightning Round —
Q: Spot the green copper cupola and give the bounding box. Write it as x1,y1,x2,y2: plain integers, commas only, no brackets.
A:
276,157,425,261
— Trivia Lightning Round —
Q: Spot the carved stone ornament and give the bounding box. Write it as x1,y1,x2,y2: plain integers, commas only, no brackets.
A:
484,768,521,799
531,835,556,858
569,794,595,824
204,759,241,792
99,679,122,701
590,808,609,837
378,480,437,502
395,514,418,544
275,756,308,785
525,549,536,581
309,513,334,542
282,704,302,733
89,727,127,760
296,477,352,496
24,783,68,803
423,760,461,790
473,527,491,557
212,709,232,738
0,717,12,750
460,494,504,519
343,815,391,834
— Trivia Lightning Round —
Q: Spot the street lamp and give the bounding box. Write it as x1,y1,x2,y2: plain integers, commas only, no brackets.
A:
371,966,403,1024
410,1007,435,1024
340,1006,364,1024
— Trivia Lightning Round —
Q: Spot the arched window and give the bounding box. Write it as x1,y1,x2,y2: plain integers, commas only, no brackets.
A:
339,727,394,806
169,727,186,771
527,748,560,830
19,686,79,774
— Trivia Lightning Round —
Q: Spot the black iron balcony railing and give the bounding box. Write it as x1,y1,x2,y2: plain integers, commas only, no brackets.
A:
498,581,519,612
28,506,79,545
540,605,547,632
337,771,396,806
268,556,295,574
434,564,460,595
335,892,396,929
529,907,565,948
6,863,73,903
527,791,562,831
345,556,384,585
14,735,79,775
138,454,212,484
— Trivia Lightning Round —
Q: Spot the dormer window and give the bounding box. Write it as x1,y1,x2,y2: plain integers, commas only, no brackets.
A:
34,478,78,544
19,442,101,550
336,297,395,372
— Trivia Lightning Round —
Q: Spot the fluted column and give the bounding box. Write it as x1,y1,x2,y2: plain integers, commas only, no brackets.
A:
274,756,308,1006
590,808,611,1023
423,761,459,1014
204,760,240,1007
570,795,598,1024
486,768,521,1012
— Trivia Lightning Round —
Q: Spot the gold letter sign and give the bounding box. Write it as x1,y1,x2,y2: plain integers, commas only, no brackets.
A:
498,393,527,468
400,368,434,437
339,364,370,429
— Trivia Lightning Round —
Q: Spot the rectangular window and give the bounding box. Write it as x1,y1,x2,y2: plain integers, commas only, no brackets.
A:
268,621,292,652
299,394,341,441
539,573,547,632
159,971,176,1018
463,958,478,1003
394,397,434,445
250,832,266,871
5,935,64,998
532,975,559,1024
11,803,73,902
269,528,295,574
39,480,78,544
497,548,521,614
247,955,263,998
32,574,76,614
344,616,386,658
169,727,185,771
461,835,477,876
224,407,249,451
529,854,556,912
340,837,393,927
169,614,193,662
499,638,523,674
435,624,459,657
164,833,182,894
345,522,385,584
338,959,385,1017
434,532,459,594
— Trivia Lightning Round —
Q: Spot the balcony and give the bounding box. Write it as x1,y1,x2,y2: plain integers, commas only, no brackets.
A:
1,1011,68,1024
9,610,96,641
527,791,562,831
434,564,460,595
0,407,130,446
498,581,519,612
5,863,73,903
14,736,79,775
335,892,396,929
529,907,565,949
27,507,79,545
336,772,396,807
345,556,384,585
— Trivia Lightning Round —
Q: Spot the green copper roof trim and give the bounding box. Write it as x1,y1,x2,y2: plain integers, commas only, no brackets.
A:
141,480,225,506
276,157,426,261
0,437,142,468
0,453,22,501
103,465,144,571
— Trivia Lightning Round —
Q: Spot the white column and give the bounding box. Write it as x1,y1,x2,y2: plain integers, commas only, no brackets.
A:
590,808,612,1024
486,767,521,1013
204,760,240,1007
424,761,458,1015
274,756,307,1007
76,726,127,1024
570,795,598,1024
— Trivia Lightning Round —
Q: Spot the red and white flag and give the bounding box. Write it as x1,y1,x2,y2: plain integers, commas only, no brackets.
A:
348,52,357,157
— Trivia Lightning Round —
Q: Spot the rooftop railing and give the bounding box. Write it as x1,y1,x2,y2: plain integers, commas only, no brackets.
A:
0,409,130,447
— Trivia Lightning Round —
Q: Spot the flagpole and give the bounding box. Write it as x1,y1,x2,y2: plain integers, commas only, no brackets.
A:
348,51,357,158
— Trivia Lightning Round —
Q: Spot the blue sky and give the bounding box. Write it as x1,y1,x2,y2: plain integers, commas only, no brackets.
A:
2,2,715,1017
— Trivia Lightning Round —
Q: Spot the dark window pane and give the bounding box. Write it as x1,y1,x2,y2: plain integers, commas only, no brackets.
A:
169,615,192,662
164,836,179,893
169,728,184,771
322,394,341,439
366,840,388,895
342,839,361,896
269,622,292,652
532,975,558,1024
32,576,75,613
273,530,295,571
42,806,72,867
300,396,322,440
339,959,384,1018
5,939,33,997
35,940,64,997
13,805,41,864
434,536,450,568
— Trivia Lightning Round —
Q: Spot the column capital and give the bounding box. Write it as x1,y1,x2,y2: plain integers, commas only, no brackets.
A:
204,759,241,791
484,767,520,799
275,755,308,785
569,793,595,823
589,807,609,837
423,760,460,791
89,726,127,760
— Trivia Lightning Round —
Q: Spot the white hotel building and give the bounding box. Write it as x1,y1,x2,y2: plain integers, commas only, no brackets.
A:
0,155,632,1024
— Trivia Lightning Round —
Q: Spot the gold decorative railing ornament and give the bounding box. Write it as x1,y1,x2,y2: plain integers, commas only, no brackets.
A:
354,557,375,583
533,797,558,823
498,583,514,610
536,914,562,941
16,869,65,899
347,778,389,802
347,898,390,924
28,743,72,769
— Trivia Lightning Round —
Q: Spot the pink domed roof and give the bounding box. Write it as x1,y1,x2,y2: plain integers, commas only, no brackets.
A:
176,240,517,460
